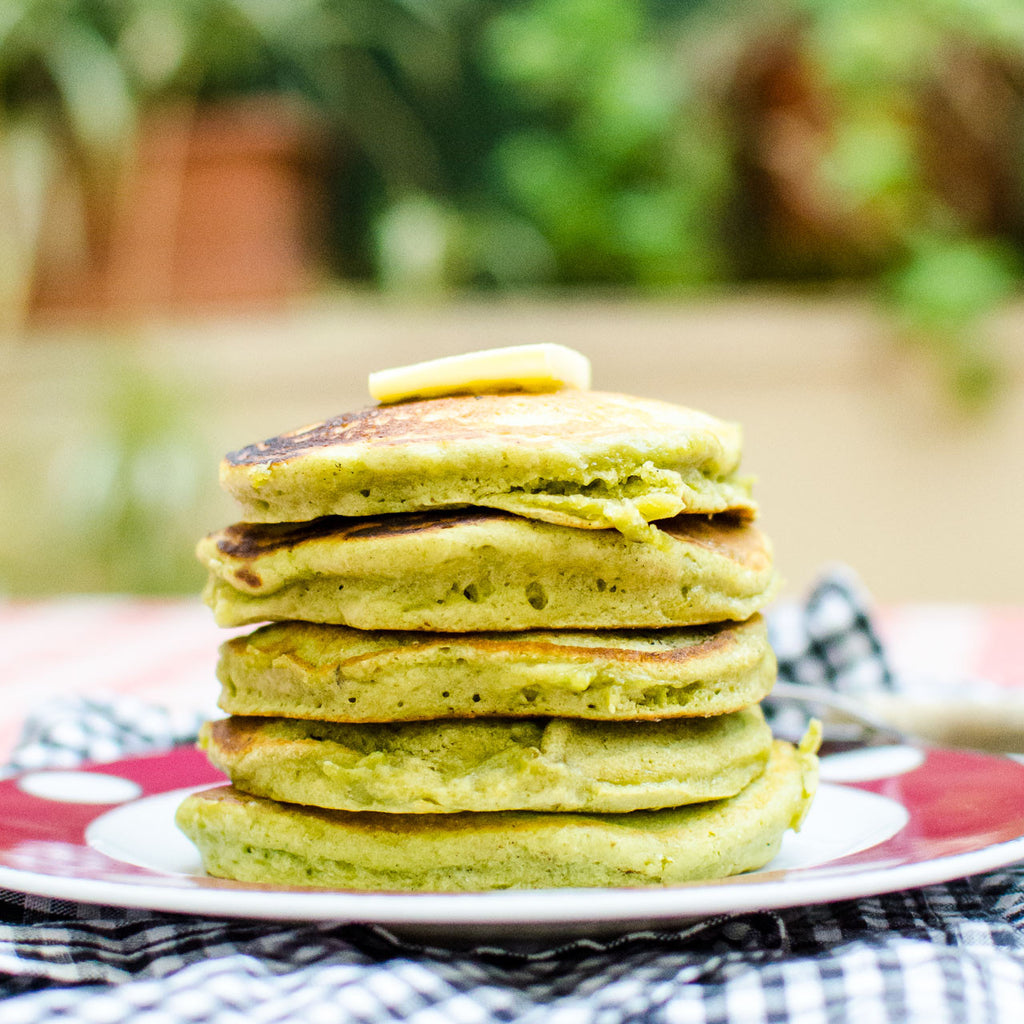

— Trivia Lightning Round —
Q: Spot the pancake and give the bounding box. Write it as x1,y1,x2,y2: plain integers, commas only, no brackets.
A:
175,738,818,891
218,390,756,539
200,706,773,814
198,510,778,631
215,615,775,722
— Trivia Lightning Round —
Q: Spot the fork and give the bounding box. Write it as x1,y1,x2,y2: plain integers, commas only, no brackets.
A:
766,681,1024,753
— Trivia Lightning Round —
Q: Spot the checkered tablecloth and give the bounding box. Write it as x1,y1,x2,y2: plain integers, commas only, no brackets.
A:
1,573,1024,1023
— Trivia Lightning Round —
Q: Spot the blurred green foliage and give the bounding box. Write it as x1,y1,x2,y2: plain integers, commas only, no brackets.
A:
2,0,1022,398
364,0,1024,403
0,348,210,594
370,0,736,292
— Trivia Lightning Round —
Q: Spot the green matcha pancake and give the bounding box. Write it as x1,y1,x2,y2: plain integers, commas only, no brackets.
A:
200,706,772,814
218,390,756,539
176,738,818,892
215,615,775,722
198,509,777,630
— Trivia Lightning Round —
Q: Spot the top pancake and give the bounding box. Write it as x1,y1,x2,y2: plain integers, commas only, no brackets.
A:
219,390,756,536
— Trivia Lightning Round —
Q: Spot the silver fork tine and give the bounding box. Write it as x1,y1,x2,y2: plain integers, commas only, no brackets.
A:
767,681,908,745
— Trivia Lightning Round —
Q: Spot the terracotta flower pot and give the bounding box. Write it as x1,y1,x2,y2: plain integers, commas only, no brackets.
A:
31,96,326,321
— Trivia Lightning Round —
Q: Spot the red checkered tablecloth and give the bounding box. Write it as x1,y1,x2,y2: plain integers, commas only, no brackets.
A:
0,599,227,762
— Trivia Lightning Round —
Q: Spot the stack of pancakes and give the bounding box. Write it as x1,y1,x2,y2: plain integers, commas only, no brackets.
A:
177,387,818,891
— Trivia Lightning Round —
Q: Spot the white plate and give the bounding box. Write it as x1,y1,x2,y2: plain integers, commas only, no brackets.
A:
1,744,1023,939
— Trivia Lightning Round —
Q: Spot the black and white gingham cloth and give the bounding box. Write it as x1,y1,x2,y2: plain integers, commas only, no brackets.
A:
2,570,1024,1024
764,565,897,743
769,565,895,695
0,696,206,780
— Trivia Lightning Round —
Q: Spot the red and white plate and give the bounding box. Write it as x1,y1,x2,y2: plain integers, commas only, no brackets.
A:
1,744,1023,938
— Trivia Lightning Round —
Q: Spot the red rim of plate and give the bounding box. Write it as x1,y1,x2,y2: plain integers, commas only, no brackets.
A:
0,745,1022,926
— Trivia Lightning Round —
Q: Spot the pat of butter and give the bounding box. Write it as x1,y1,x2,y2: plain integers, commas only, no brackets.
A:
369,344,591,404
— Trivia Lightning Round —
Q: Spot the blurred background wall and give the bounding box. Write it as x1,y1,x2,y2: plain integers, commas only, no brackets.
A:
2,0,1023,603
